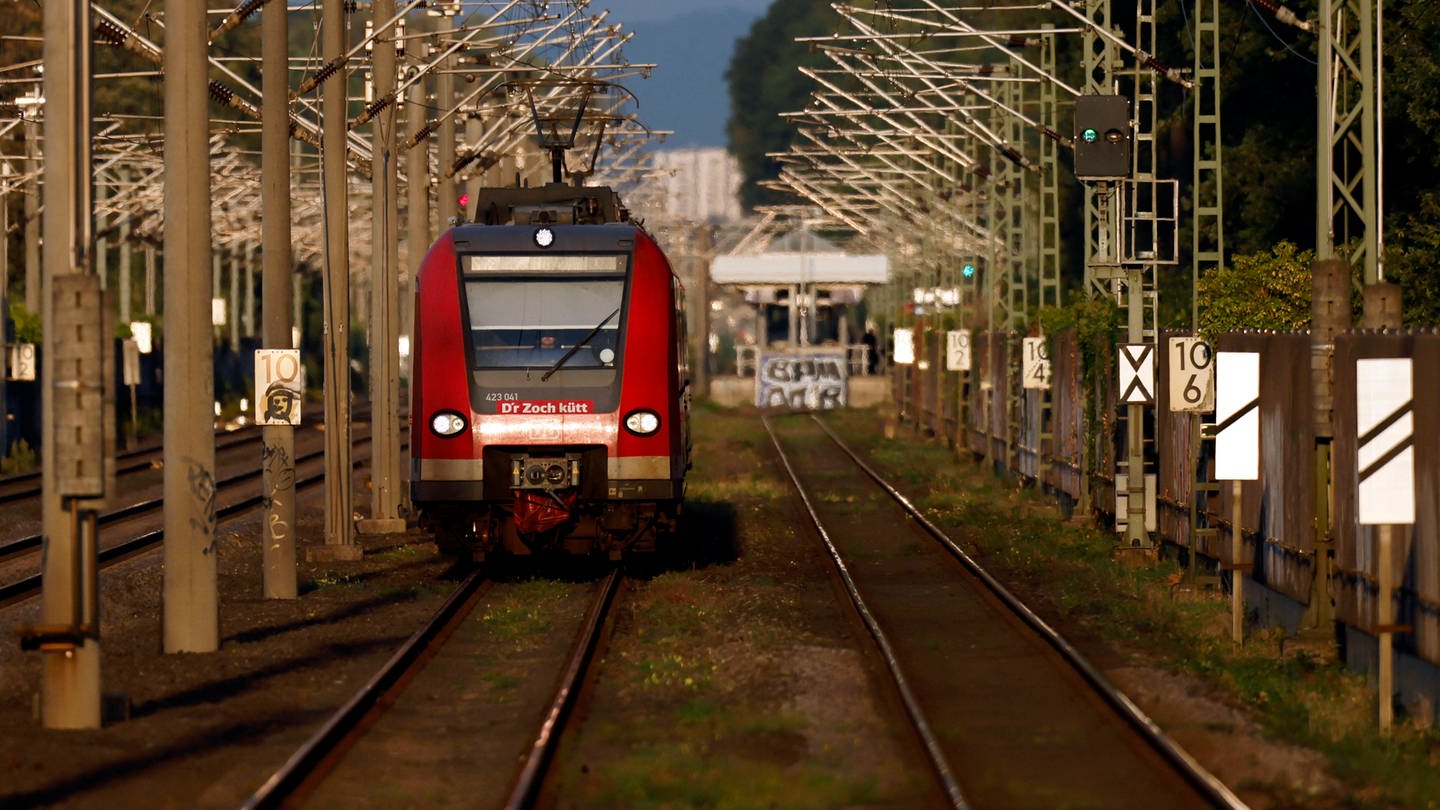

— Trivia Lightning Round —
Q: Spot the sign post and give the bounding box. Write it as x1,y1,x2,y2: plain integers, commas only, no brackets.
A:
121,339,140,447
1213,351,1259,644
947,330,971,451
1355,357,1415,735
1116,344,1154,547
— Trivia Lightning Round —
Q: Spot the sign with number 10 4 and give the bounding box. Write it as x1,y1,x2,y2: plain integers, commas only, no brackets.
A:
1022,337,1051,389
1168,337,1214,412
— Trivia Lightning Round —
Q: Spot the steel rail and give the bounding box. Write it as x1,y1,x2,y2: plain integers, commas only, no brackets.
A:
0,431,347,565
762,415,970,810
503,566,622,810
808,413,1248,810
0,436,394,609
0,404,374,558
240,569,492,810
0,424,266,508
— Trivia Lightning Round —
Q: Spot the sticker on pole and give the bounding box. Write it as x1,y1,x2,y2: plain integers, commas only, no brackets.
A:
1118,344,1154,404
1212,351,1259,480
255,349,304,425
946,329,971,371
1022,337,1050,389
1168,337,1214,412
1356,358,1414,525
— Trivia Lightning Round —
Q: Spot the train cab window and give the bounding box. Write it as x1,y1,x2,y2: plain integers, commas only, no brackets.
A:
462,254,627,370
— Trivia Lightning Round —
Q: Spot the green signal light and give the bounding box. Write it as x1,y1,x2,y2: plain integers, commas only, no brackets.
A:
1081,127,1099,144
961,263,976,279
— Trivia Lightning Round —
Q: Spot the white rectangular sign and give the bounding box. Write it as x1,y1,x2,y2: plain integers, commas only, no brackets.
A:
254,349,304,425
1214,351,1259,480
892,328,915,365
7,343,36,381
1356,358,1414,525
1021,337,1050,389
1118,344,1155,404
1168,337,1215,412
946,329,971,372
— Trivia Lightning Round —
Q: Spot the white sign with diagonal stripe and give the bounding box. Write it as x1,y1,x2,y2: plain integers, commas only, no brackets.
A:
1214,351,1259,480
1119,344,1155,404
1357,358,1414,525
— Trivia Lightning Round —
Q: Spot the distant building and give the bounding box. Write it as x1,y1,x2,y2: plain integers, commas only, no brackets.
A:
651,148,743,223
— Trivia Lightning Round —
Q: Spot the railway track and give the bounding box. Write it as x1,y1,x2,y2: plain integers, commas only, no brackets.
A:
0,427,258,510
240,567,622,809
0,430,389,609
764,413,1246,809
0,404,346,508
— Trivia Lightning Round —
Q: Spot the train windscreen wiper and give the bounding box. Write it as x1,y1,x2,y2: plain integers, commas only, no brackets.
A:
541,307,620,382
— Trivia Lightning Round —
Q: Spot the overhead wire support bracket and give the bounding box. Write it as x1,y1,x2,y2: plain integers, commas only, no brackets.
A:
1044,0,1195,88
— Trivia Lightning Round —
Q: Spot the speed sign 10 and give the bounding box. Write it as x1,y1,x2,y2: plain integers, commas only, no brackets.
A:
1168,337,1215,412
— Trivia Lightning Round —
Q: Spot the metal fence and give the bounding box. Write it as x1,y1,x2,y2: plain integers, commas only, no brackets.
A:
892,326,1440,673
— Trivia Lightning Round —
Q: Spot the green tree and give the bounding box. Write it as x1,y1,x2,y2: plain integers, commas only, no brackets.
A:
1195,241,1316,337
725,0,840,208
1382,190,1440,327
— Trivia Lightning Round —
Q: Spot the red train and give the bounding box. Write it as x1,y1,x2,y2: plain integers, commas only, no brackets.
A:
409,185,690,560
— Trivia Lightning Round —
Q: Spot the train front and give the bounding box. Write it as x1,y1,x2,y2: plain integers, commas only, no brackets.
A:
411,221,689,560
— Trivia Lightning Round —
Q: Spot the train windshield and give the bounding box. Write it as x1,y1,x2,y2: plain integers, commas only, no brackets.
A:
463,254,627,370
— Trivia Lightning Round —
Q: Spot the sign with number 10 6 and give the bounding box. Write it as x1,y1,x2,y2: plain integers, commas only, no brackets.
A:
1168,337,1214,412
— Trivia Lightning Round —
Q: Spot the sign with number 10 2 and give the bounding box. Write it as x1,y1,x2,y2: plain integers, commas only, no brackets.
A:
1168,337,1214,412
946,329,971,372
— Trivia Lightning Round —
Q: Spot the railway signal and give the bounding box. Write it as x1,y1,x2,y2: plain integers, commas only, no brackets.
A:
1072,94,1132,179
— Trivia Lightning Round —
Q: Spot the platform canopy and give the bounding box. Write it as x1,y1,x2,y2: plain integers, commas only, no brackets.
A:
710,252,889,285
712,227,889,285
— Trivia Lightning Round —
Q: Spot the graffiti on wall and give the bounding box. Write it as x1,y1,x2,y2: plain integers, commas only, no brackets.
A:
756,351,848,409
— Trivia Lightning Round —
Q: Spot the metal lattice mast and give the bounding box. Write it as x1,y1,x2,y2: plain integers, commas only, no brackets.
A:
1192,0,1224,329
1006,75,1028,329
1038,27,1061,313
1037,28,1062,488
1187,0,1225,584
1083,0,1119,300
1127,0,1160,343
1116,0,1162,550
1315,0,1378,285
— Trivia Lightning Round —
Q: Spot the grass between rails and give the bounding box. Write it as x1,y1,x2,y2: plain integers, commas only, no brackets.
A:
557,402,906,807
821,407,1440,809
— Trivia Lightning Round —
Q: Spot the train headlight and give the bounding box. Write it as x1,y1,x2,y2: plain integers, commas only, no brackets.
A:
623,409,660,436
430,410,467,437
